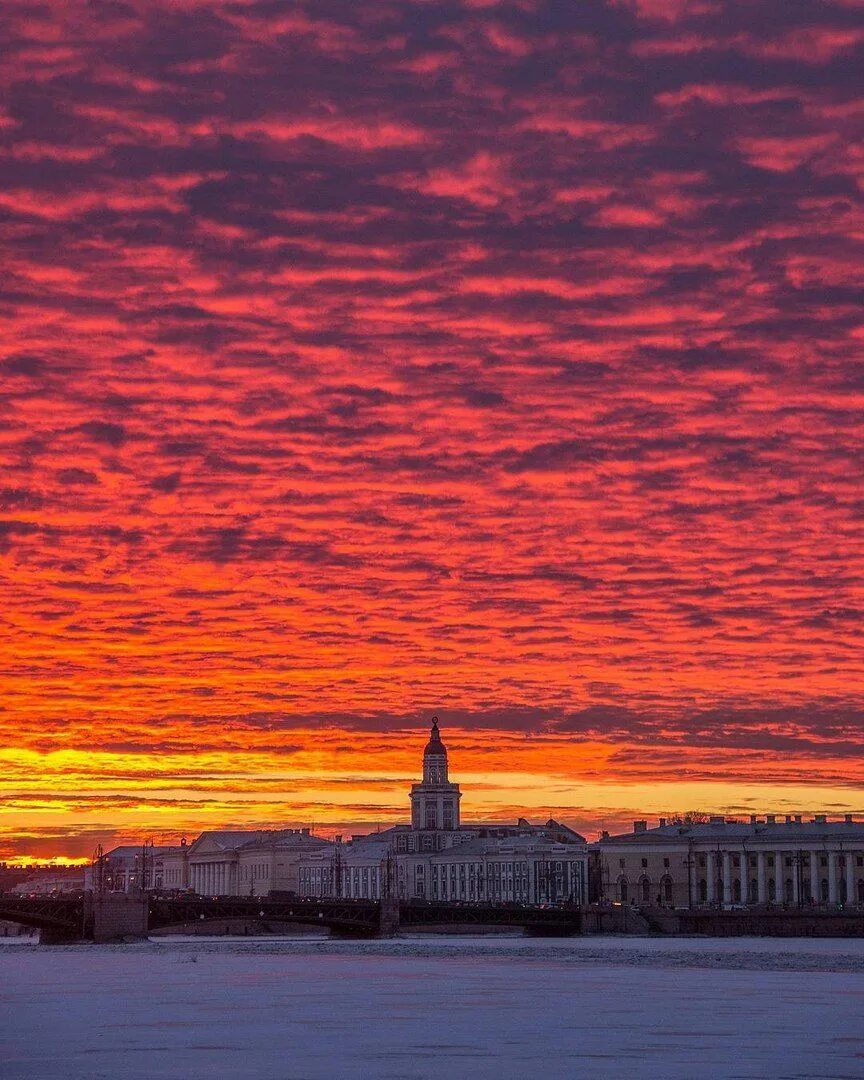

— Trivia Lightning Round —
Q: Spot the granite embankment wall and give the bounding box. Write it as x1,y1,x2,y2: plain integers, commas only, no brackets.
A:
583,905,864,937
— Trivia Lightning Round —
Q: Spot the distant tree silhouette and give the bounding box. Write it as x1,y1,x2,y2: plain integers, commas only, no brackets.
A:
666,811,712,825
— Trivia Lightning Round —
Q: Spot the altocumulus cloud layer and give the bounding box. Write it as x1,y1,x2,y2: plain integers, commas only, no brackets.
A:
1,0,863,857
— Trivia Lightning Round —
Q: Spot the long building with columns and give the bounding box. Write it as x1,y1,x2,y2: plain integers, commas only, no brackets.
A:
75,719,864,914
596,815,864,909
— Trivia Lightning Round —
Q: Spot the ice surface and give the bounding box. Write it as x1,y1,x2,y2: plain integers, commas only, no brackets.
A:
2,936,864,1079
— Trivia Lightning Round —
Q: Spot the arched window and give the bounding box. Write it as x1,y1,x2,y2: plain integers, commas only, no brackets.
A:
699,878,707,903
425,805,437,830
661,875,673,905
749,878,758,903
733,878,741,903
640,876,650,903
821,879,829,902
618,877,628,903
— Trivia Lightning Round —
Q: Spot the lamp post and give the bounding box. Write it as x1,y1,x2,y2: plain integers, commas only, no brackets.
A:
683,843,694,909
140,838,155,894
332,842,343,899
794,849,805,909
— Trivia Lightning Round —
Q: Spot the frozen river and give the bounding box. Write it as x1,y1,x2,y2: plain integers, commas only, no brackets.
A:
2,935,864,1079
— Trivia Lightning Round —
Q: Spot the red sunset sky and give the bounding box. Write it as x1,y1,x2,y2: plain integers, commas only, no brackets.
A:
1,0,862,863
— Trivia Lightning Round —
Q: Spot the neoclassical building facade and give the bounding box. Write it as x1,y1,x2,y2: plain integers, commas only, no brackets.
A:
597,816,864,909
82,720,864,914
184,829,330,897
298,718,589,905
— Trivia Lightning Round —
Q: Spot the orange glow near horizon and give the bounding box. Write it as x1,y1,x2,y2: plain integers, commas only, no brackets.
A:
1,1,863,862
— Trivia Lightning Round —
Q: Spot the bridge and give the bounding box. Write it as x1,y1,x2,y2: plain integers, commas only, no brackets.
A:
0,893,584,943
0,893,89,943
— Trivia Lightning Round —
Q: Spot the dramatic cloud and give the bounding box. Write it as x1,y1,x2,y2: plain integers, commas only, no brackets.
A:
0,0,862,858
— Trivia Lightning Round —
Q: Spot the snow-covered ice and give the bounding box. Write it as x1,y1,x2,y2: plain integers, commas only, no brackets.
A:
2,936,864,1079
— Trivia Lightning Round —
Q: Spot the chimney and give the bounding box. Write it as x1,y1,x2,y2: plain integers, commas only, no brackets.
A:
785,814,793,823
814,814,826,824
633,820,647,833
180,837,187,847
659,817,667,828
302,827,310,835
845,814,853,824
709,815,724,825
749,814,757,824
601,830,610,840
795,814,802,824
766,814,776,824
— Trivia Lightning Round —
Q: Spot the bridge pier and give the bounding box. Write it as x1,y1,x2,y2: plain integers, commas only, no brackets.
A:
92,893,149,943
379,898,400,938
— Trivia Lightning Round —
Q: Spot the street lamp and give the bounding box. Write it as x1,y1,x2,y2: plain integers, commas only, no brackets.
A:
683,844,695,909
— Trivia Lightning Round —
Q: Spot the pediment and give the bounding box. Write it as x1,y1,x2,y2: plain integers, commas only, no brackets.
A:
186,834,227,855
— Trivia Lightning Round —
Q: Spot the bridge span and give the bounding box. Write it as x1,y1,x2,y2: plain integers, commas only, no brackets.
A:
0,893,583,943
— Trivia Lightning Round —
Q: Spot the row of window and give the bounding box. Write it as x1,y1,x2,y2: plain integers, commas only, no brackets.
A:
617,875,864,905
399,833,449,852
298,866,381,899
618,853,864,870
239,863,269,881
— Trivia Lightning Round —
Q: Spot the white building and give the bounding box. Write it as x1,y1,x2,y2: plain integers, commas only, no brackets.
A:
426,832,586,905
187,828,331,897
161,843,189,891
298,718,589,904
596,815,864,909
84,845,185,893
12,871,85,895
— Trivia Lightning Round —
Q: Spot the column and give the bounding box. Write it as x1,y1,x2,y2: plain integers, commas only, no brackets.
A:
828,852,838,904
722,851,732,905
706,853,715,904
776,852,785,902
757,852,766,903
847,855,856,905
810,850,820,904
742,850,750,903
687,852,694,908
791,854,800,905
